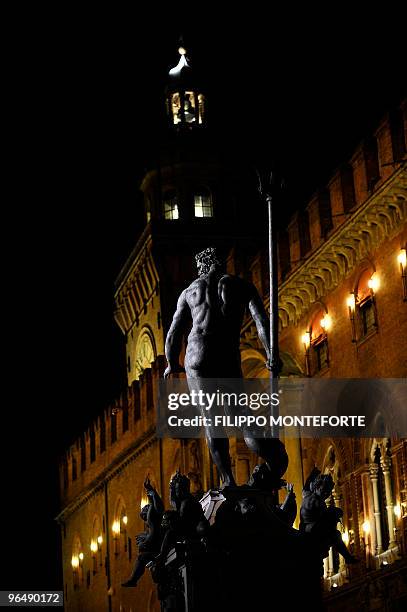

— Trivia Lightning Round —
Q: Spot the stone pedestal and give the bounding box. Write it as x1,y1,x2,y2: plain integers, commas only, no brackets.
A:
150,486,323,611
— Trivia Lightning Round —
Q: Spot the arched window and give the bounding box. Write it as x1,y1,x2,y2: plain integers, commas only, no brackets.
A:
90,517,103,574
368,440,397,562
357,269,378,338
310,310,330,373
112,499,128,557
303,307,331,375
135,329,156,380
194,188,213,218
163,190,179,220
348,269,379,342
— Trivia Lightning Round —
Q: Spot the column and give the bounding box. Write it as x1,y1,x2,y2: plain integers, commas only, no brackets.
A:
328,547,334,577
381,456,396,548
369,463,383,554
323,557,329,579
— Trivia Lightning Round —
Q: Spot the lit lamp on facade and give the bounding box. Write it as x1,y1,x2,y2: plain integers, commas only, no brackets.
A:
112,520,120,556
342,530,349,546
122,515,128,552
301,331,311,376
362,519,370,536
367,273,380,293
394,503,402,520
320,314,332,332
97,535,103,566
361,519,370,566
393,502,402,550
71,554,80,589
90,541,98,574
398,248,407,301
347,293,357,343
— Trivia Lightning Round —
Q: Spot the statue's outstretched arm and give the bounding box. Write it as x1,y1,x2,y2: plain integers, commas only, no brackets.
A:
164,290,189,378
248,285,271,363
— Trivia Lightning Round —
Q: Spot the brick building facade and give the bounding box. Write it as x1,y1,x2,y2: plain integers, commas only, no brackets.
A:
57,47,407,611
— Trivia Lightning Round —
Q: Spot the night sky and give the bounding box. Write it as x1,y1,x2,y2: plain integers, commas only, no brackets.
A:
3,8,406,591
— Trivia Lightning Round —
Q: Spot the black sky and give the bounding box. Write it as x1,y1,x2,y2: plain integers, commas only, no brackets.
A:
3,7,406,590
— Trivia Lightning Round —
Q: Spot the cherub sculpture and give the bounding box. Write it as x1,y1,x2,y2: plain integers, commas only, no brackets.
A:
240,463,297,526
300,468,358,568
169,470,209,539
122,478,164,588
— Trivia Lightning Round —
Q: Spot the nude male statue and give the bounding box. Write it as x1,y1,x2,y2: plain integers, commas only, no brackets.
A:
164,246,288,488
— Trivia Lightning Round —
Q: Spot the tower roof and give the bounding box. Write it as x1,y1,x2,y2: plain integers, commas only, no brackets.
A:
167,44,196,90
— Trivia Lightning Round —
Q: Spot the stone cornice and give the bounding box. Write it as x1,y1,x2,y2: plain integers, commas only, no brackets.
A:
113,232,159,334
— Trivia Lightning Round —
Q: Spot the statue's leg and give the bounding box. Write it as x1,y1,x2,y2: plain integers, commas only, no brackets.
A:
243,435,288,482
205,425,236,487
122,553,153,587
187,373,237,487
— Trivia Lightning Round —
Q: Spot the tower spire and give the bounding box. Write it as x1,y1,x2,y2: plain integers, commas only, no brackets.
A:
166,41,205,128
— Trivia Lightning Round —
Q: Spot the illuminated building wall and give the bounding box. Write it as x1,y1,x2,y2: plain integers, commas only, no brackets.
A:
57,92,407,610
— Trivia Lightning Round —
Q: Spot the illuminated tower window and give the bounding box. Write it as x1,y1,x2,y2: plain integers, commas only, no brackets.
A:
167,45,206,128
194,189,213,217
163,190,179,220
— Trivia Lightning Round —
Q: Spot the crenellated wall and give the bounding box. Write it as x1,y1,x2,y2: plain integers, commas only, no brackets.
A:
278,100,406,283
59,356,167,507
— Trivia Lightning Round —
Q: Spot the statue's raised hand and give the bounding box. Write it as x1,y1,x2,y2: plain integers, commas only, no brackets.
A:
144,477,153,492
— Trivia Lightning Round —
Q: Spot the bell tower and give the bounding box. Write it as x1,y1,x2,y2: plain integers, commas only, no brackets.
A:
114,43,266,386
166,44,206,128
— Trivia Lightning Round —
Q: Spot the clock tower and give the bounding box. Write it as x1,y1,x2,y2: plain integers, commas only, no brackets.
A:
113,44,266,385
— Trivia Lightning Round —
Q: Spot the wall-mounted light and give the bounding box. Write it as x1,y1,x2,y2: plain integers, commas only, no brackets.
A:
121,515,128,552
301,331,311,376
78,552,84,565
97,535,103,547
90,541,98,553
320,314,332,331
362,520,370,535
368,273,380,293
112,520,121,555
71,555,79,569
346,293,357,342
301,331,311,349
342,530,349,546
112,520,120,536
347,294,356,312
394,503,402,520
398,248,407,301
